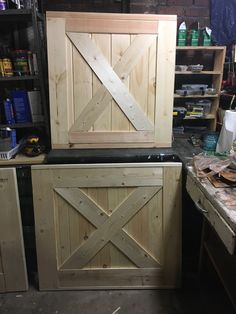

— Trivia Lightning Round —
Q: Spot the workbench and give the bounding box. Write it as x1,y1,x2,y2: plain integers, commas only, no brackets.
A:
186,166,236,310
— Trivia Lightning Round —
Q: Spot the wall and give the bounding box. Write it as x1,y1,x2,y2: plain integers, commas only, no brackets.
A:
130,0,210,28
44,0,210,28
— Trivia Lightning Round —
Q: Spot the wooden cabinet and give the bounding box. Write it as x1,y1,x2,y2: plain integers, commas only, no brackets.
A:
174,46,226,132
0,168,28,292
32,163,182,290
186,171,236,254
47,12,177,149
186,167,236,310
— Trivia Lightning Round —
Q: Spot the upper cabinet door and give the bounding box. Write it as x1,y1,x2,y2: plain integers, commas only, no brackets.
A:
47,12,177,149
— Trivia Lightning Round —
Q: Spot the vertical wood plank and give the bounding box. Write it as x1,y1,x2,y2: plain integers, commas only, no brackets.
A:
163,166,182,287
73,34,93,123
124,188,162,263
93,34,112,131
47,18,69,146
32,169,59,290
147,39,157,125
66,36,74,129
108,187,135,268
86,188,110,268
130,35,149,120
0,168,28,292
155,20,176,147
111,34,130,131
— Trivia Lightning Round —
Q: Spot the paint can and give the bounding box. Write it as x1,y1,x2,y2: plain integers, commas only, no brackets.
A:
2,58,14,77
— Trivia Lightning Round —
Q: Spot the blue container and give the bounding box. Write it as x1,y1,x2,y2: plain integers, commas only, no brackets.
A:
4,98,16,124
11,90,31,123
202,133,219,151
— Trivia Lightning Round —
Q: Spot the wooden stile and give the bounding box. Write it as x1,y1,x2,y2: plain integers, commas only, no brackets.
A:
0,168,28,292
47,12,177,148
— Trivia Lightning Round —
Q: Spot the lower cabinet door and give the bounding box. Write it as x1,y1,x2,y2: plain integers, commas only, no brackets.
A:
32,163,182,290
0,168,28,292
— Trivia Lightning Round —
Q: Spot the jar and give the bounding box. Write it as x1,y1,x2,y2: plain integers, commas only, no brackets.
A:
13,50,29,76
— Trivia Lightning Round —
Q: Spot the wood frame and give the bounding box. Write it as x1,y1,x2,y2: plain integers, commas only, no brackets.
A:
0,168,28,292
46,12,177,148
32,163,182,290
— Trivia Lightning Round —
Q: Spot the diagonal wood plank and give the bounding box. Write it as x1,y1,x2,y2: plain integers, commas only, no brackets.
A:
56,187,159,269
55,187,161,268
67,32,154,131
69,34,156,132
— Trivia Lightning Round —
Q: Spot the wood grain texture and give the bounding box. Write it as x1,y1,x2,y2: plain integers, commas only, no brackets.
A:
32,169,59,290
0,168,28,292
32,163,182,290
47,18,69,146
55,187,160,269
51,167,163,187
70,34,156,133
47,12,176,148
69,131,154,143
47,11,177,22
67,32,153,131
58,269,167,289
163,166,182,287
155,20,177,147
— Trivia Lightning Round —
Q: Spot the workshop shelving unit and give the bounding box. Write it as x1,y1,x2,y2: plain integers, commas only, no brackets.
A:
174,46,226,132
0,0,49,147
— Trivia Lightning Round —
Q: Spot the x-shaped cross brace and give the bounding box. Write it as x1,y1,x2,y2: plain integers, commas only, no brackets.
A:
55,186,161,269
67,33,156,132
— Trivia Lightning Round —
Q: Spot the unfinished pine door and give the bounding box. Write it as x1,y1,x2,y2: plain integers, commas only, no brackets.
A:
0,168,28,292
32,163,181,290
47,12,177,149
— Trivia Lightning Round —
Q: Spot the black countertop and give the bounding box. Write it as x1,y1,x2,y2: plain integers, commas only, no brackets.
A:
47,138,202,167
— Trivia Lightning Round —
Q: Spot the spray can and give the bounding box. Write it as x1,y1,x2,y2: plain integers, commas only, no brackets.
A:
4,98,15,124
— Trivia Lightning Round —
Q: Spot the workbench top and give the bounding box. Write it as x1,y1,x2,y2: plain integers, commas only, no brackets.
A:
187,166,236,254
188,166,236,228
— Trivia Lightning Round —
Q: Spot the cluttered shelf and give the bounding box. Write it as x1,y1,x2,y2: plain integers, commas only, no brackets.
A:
0,8,32,16
175,71,222,75
0,122,44,128
0,75,38,81
181,114,215,120
174,94,218,98
176,46,225,51
0,153,46,165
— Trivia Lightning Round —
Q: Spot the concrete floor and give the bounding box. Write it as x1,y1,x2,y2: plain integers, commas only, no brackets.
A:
0,271,235,314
